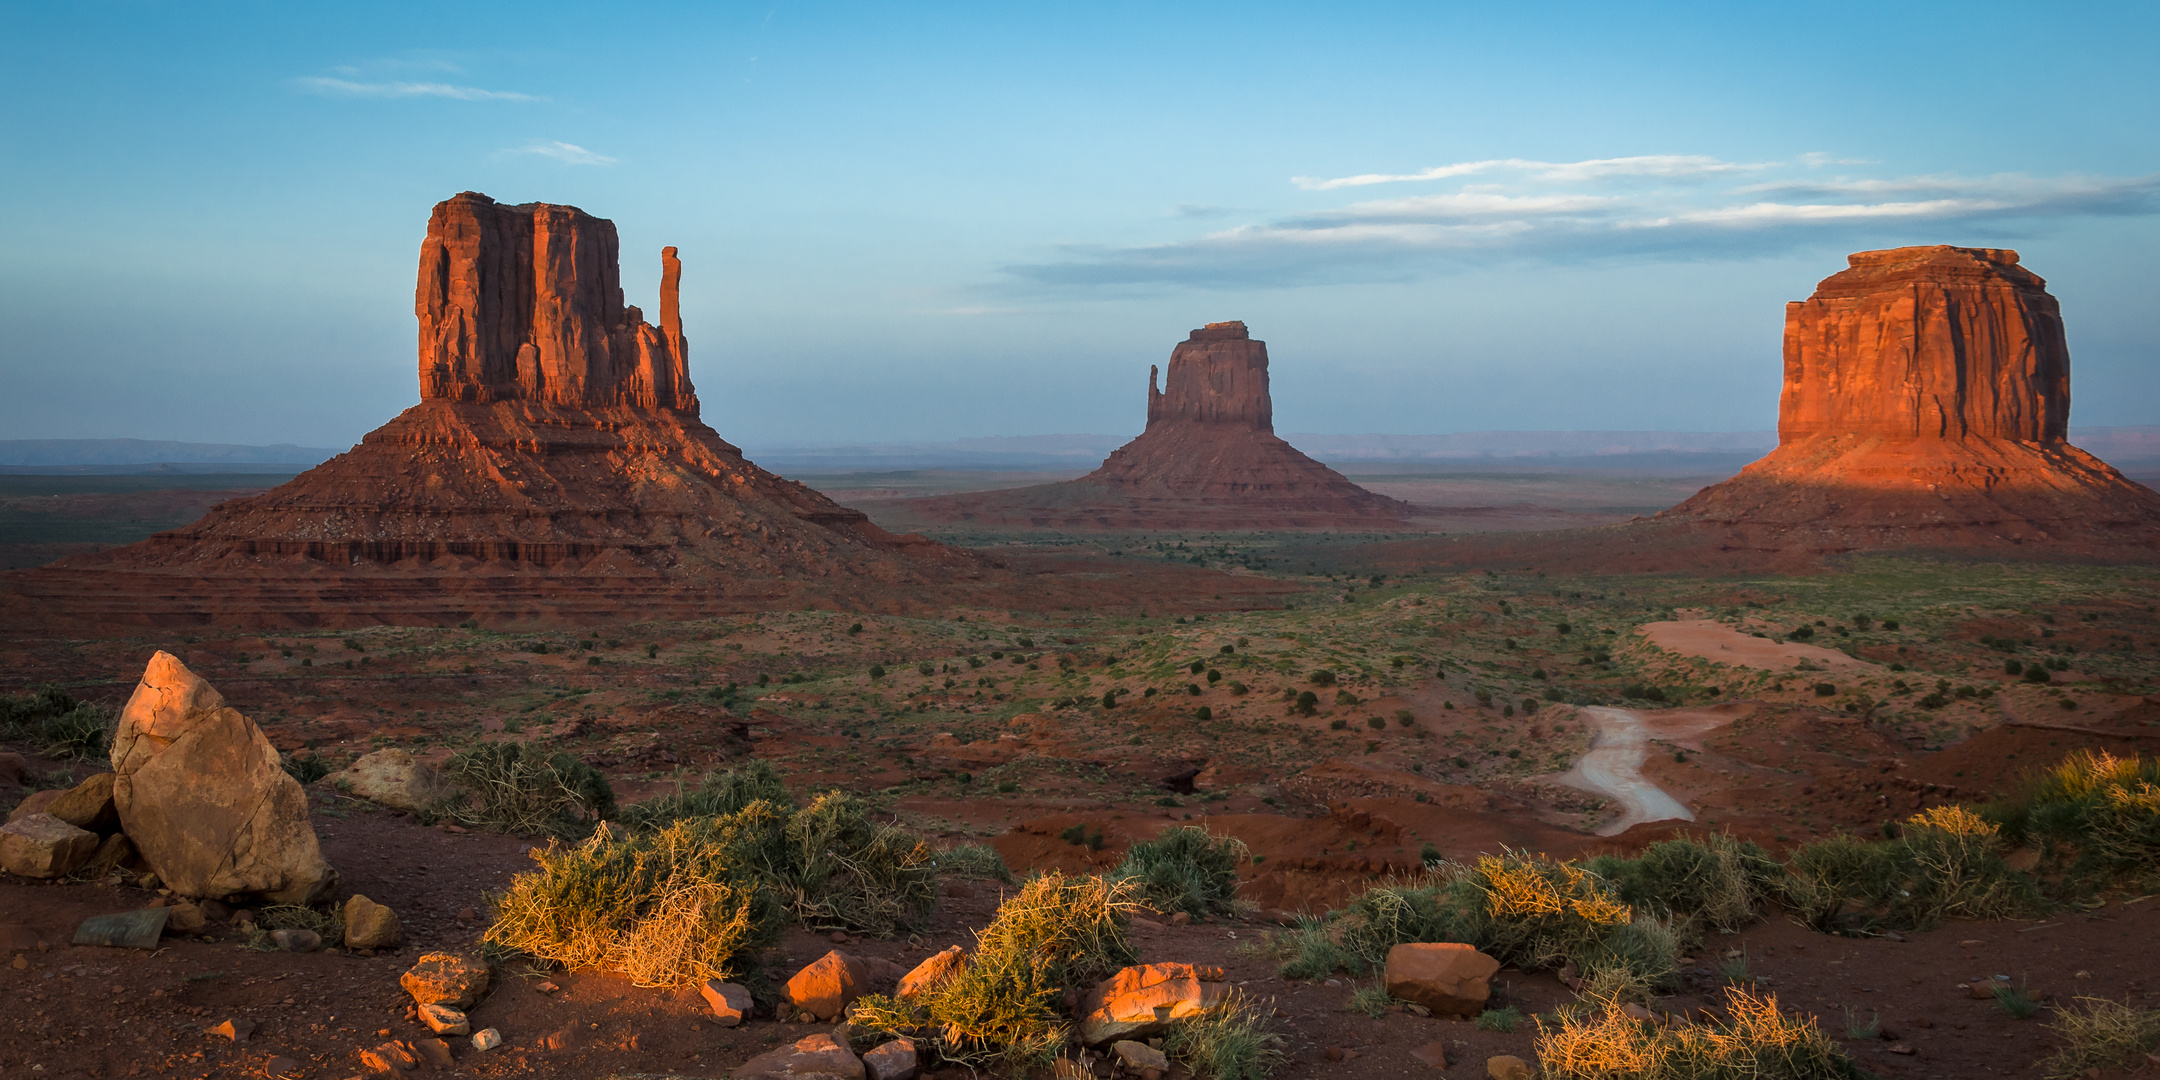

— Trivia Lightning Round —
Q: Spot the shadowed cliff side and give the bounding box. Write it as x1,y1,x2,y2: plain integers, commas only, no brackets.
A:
879,322,1415,531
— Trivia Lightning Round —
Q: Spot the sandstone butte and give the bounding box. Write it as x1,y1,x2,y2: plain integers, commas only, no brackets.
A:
893,322,1414,530
1655,245,2160,556
0,192,1011,628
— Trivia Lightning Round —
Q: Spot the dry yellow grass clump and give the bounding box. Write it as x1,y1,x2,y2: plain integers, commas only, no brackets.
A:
1536,988,1853,1079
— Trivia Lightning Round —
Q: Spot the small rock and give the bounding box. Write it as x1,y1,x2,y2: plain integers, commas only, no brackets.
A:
207,1018,255,1042
1488,1055,1535,1080
264,1056,301,1077
402,952,491,1008
72,908,168,949
0,813,100,878
343,894,403,950
1966,981,1999,1000
1621,1002,1655,1022
1325,1047,1344,1062
1888,1043,1916,1055
535,981,560,993
455,907,476,923
785,950,869,1022
1113,1041,1169,1071
1411,1041,1451,1068
270,928,321,953
539,1024,584,1051
1168,912,1192,926
414,1039,454,1069
830,930,851,944
702,979,754,1026
733,1032,864,1080
1132,916,1165,931
1384,943,1501,1019
863,1037,920,1080
165,902,209,936
0,752,24,786
1958,939,1981,948
358,1040,420,1073
896,946,966,1000
471,1028,502,1053
419,1003,470,1036
1076,962,1229,1044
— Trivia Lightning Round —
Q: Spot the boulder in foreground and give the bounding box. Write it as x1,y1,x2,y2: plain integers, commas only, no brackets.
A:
1076,961,1229,1045
733,1032,864,1080
109,651,335,904
0,813,99,878
1384,942,1499,1018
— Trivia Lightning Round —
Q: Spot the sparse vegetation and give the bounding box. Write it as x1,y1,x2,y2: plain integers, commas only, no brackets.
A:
436,741,615,836
1115,825,1249,918
1162,992,1286,1080
0,688,115,761
2039,997,2160,1079
848,872,1140,1073
1536,988,1855,1079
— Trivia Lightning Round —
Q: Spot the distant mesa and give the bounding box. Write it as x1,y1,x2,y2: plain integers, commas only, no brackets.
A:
0,192,997,627
1658,245,2160,554
888,321,1415,531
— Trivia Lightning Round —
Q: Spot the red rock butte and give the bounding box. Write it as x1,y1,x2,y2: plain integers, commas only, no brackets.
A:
1660,245,2160,555
0,192,1007,628
892,322,1414,531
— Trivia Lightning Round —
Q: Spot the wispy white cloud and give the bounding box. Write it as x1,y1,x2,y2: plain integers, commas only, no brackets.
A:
1292,154,1761,191
292,76,545,102
1009,157,2160,288
511,141,617,166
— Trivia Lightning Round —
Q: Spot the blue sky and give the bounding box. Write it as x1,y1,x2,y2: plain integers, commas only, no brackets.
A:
3,1,2156,450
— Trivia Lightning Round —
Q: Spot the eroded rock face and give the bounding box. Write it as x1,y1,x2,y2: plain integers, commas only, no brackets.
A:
110,653,336,904
1779,247,2065,443
894,322,1413,531
1660,246,2160,554
417,193,696,412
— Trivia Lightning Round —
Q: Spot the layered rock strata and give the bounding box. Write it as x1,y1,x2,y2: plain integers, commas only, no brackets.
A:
1,193,993,626
892,322,1414,530
1660,245,2160,553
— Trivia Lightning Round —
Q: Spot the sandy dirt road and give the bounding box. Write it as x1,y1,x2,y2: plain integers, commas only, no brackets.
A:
1555,704,1745,835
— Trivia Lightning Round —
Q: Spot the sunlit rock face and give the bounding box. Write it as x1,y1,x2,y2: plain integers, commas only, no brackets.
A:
416,192,697,412
1777,246,2067,444
1661,246,2160,554
898,321,1414,530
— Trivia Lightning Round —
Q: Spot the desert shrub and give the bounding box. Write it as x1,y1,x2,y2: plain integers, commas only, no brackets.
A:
1453,851,1644,975
848,872,1140,1073
1162,991,1286,1080
776,791,937,934
1536,988,1855,1079
1785,809,2036,931
1991,751,2160,889
1782,834,1899,932
487,806,788,987
1115,825,1248,918
1333,877,1454,970
934,842,1016,884
1273,916,1360,980
0,688,115,762
1893,805,2038,925
1347,982,1394,1017
2039,998,2160,1080
1589,832,1783,933
1477,1006,1524,1033
438,742,615,836
281,752,336,785
616,759,794,830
